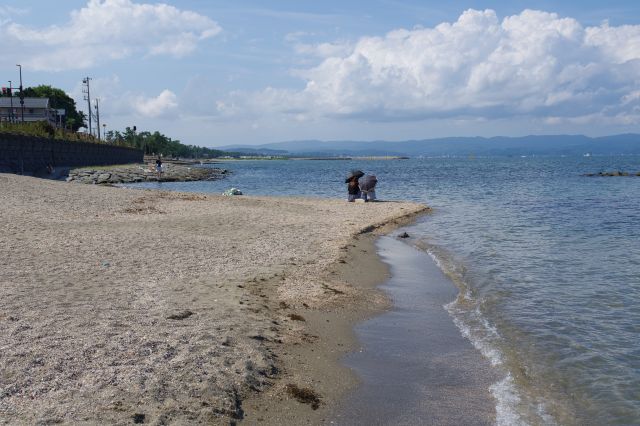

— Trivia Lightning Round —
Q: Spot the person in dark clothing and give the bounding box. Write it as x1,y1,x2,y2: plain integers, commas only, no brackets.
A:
155,158,163,179
347,176,361,202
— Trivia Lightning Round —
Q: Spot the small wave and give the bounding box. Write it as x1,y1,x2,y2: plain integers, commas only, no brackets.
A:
413,237,545,425
417,239,505,363
445,301,504,367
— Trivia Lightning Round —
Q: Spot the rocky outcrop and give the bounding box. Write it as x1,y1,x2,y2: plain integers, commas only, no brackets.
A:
66,163,228,184
584,171,640,177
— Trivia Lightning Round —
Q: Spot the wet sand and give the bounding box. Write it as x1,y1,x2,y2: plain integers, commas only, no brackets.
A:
332,236,499,425
240,233,398,424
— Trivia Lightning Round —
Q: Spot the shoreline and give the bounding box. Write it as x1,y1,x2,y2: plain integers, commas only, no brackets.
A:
241,221,425,424
332,236,498,425
0,173,428,424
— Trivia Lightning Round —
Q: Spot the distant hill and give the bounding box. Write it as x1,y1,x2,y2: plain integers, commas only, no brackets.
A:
219,134,640,157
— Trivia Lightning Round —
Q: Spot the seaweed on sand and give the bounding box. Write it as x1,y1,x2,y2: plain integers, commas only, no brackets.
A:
285,384,321,410
287,313,306,321
167,310,194,320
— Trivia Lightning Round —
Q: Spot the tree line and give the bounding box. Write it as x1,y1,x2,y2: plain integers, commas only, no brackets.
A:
107,127,237,158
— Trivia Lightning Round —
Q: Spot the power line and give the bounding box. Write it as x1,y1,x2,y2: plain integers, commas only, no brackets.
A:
16,64,24,123
94,98,101,140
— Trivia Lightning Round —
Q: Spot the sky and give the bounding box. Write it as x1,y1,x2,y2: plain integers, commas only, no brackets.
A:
1,0,640,147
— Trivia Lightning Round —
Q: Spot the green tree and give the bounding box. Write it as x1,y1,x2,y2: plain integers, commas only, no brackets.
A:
22,85,86,131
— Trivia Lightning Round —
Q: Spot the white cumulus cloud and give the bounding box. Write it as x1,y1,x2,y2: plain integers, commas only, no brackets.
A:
256,9,640,124
0,0,221,71
133,89,178,118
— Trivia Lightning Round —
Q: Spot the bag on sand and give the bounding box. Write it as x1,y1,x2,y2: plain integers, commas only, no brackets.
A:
223,188,243,196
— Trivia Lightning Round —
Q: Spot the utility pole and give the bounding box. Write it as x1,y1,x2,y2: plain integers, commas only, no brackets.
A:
8,81,13,123
94,98,101,141
82,77,92,136
16,64,24,123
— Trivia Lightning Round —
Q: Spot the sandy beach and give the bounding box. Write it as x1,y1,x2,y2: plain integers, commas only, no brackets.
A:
0,173,427,424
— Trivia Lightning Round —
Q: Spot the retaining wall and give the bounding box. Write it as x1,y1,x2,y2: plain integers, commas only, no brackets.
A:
0,133,143,174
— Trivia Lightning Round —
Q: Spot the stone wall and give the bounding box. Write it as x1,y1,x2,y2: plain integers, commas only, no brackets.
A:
0,133,143,174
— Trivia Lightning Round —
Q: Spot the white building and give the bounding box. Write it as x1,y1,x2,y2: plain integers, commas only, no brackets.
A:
0,97,63,126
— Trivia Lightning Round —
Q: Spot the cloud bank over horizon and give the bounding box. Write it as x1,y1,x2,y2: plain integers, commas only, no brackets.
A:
244,9,640,127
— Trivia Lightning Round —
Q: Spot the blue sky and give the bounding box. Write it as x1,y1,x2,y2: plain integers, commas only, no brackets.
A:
2,1,640,146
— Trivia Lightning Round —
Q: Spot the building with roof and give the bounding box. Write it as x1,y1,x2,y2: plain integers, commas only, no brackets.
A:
0,97,64,127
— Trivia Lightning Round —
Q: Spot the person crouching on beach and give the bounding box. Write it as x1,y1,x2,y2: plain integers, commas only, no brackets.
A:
347,176,361,202
360,175,378,202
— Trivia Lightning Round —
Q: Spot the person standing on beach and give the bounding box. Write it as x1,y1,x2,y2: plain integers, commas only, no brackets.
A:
155,158,163,179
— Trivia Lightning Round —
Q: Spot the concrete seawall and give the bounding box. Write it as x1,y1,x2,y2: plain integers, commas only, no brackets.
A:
0,133,143,174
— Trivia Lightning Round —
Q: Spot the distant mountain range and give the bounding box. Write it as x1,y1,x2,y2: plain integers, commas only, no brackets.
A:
219,134,640,157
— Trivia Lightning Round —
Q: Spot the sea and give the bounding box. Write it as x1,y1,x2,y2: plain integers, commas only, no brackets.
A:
126,156,640,425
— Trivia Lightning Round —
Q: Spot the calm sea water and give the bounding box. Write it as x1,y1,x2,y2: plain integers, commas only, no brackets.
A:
127,156,640,425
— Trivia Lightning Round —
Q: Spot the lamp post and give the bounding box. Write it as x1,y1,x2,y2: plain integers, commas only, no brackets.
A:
103,123,107,142
8,81,13,123
16,64,24,123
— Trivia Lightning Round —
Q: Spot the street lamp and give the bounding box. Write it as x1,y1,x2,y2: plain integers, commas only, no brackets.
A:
103,123,107,142
8,80,13,123
16,64,24,123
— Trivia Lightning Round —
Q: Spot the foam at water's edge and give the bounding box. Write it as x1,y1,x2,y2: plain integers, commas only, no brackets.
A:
491,375,555,426
490,375,526,426
444,301,503,367
415,238,557,426
444,298,532,425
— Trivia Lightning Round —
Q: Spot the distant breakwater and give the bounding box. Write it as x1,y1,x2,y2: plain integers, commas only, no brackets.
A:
66,163,228,184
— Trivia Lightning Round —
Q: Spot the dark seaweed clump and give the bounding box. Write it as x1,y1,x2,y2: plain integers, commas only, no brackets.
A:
132,413,145,424
285,384,321,410
167,310,194,320
287,313,306,321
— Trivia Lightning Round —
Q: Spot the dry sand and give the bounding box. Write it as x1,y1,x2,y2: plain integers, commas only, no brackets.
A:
0,173,428,425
